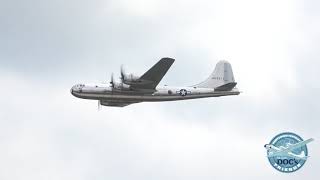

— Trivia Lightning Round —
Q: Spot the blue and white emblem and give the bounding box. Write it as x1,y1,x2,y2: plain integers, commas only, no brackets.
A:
264,132,314,173
177,89,190,96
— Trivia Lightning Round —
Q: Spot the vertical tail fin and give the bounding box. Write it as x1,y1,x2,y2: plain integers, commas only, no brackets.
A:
194,60,237,91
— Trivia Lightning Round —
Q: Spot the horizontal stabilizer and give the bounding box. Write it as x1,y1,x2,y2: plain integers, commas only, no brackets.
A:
214,82,237,91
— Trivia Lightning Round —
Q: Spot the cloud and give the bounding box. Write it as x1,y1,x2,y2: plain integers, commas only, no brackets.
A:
1,0,320,180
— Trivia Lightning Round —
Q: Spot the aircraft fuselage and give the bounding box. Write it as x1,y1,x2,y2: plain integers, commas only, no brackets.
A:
71,83,240,102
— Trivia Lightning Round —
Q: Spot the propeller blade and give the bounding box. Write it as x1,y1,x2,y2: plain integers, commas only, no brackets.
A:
110,73,114,88
120,65,125,81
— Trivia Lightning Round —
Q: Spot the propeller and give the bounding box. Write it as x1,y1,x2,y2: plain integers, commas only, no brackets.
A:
110,73,115,88
120,65,126,82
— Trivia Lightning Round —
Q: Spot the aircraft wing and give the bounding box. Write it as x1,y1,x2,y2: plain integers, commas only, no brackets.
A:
284,138,314,153
287,152,308,160
131,58,175,90
267,151,285,157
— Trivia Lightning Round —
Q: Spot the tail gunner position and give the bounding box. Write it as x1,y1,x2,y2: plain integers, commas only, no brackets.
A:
71,58,240,107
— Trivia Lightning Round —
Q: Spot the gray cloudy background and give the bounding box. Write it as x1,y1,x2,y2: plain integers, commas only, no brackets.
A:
1,0,320,179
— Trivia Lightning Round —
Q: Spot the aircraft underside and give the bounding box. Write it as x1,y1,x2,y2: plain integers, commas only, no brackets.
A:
72,90,240,102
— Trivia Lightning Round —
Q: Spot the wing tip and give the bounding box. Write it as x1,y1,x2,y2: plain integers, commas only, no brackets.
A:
161,57,175,63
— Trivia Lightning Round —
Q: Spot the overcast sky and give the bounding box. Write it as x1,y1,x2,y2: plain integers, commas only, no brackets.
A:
1,0,320,179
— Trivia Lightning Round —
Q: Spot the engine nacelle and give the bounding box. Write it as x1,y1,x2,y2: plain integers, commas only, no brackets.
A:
122,74,154,86
112,82,131,90
122,73,145,85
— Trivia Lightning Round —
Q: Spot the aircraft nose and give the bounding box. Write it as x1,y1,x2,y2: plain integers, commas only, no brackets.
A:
264,144,272,149
71,84,82,94
70,86,76,94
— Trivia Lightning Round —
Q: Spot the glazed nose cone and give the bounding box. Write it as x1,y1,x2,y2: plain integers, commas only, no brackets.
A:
71,84,82,94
